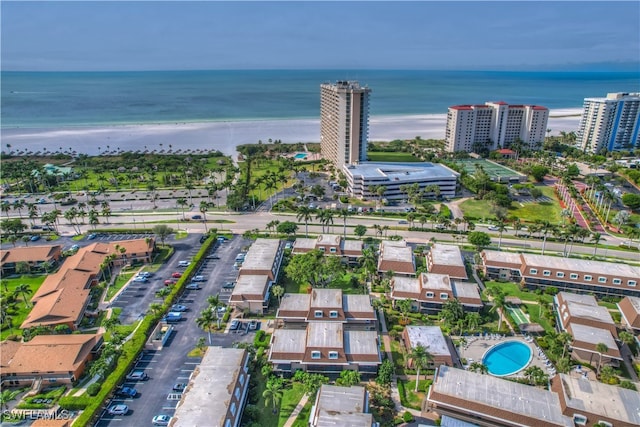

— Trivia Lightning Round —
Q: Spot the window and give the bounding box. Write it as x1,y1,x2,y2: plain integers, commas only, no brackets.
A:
329,310,338,318
570,273,579,280
239,374,245,385
318,246,325,252
311,351,321,359
612,278,621,285
425,292,434,298
329,247,337,253
556,272,565,278
597,421,612,427
314,310,323,318
230,402,237,416
235,387,241,399
329,351,338,359
629,280,637,287
598,277,607,283
584,275,592,281
440,293,449,300
572,414,587,426
543,270,551,277
529,268,538,274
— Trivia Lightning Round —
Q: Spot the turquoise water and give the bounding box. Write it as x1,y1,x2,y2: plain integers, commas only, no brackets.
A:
482,341,532,376
2,70,639,128
294,153,307,159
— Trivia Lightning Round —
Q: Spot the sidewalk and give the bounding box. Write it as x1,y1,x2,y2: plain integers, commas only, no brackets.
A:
282,393,309,427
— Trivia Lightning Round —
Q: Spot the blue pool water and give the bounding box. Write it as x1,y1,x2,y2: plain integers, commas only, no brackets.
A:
482,341,532,377
294,153,307,159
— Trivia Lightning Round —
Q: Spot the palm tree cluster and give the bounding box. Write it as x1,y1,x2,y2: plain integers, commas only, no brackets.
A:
195,294,226,344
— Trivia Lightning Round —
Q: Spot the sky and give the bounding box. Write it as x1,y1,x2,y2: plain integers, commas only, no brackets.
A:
1,1,639,71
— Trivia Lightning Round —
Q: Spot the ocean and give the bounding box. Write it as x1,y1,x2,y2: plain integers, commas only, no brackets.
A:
2,70,639,128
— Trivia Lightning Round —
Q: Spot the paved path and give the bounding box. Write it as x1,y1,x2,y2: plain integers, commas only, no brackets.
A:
282,393,309,427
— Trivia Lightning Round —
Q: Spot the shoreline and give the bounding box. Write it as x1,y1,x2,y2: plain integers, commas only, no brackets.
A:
1,110,583,157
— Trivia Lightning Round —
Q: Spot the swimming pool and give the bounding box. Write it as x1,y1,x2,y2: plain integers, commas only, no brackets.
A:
482,340,532,377
294,153,307,159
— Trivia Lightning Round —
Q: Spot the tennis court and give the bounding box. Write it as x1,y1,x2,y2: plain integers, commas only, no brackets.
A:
506,305,529,325
452,159,525,183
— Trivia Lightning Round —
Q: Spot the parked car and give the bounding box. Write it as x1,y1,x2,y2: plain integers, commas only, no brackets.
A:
171,272,182,278
137,271,152,278
125,370,148,381
107,404,129,415
163,312,183,323
31,225,42,230
223,282,235,289
191,215,202,220
171,304,188,312
185,283,201,290
284,242,293,250
248,320,259,331
115,386,137,398
152,415,172,426
70,244,80,251
87,233,97,240
164,279,177,286
172,383,186,392
178,260,191,267
192,275,205,282
30,235,40,241
488,225,499,231
229,319,240,330
206,255,220,260
132,276,148,283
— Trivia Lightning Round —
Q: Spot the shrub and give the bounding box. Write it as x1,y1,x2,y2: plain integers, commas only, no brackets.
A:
403,411,414,423
86,382,101,396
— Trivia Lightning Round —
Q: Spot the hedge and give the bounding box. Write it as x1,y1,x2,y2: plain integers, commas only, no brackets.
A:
64,234,217,426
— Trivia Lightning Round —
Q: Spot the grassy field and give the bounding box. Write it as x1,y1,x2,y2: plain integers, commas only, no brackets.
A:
523,303,554,333
283,272,366,295
0,275,47,339
483,281,553,304
367,151,421,162
460,186,561,223
253,375,306,427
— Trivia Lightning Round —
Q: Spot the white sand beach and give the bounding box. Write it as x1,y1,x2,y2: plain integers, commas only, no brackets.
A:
1,109,582,157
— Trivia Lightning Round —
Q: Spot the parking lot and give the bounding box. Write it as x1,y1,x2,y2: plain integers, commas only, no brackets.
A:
95,234,255,426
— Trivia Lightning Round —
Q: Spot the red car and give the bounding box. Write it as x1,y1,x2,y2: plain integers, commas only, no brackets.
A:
164,279,177,286
171,272,182,279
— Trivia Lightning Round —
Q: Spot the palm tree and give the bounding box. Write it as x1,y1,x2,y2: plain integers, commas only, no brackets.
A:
177,198,188,219
196,308,217,345
338,208,350,238
408,344,433,392
468,362,488,374
595,342,609,374
207,294,224,329
556,331,573,359
14,284,32,308
262,379,284,414
296,206,313,237
495,219,508,250
199,201,209,232
590,232,602,258
489,291,506,331
271,285,285,304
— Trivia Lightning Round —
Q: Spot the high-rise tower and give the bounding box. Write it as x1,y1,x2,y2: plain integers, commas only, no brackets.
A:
576,92,640,153
320,81,371,169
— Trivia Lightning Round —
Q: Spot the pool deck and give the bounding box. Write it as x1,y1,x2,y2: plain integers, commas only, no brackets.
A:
458,335,557,379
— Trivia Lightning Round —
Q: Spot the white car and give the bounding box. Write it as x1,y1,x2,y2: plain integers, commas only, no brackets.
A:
193,275,205,282
488,225,499,231
107,404,129,415
152,415,172,426
178,260,191,267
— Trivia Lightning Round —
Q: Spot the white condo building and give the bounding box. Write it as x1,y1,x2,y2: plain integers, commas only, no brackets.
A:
320,81,371,169
445,102,549,153
576,92,640,153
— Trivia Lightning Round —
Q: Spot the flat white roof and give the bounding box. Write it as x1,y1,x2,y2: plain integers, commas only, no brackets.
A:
240,238,280,271
430,366,569,425
271,329,306,355
569,323,618,350
559,373,640,425
317,234,341,246
344,330,380,356
558,292,597,307
172,347,246,427
342,239,364,252
522,253,640,278
565,300,614,325
231,274,270,299
307,322,343,348
314,385,372,427
452,282,482,301
278,293,310,313
405,326,450,357
421,272,452,291
430,244,465,268
380,241,413,262
344,162,459,181
392,276,420,294
311,288,343,309
293,238,317,250
343,294,374,314
482,250,522,265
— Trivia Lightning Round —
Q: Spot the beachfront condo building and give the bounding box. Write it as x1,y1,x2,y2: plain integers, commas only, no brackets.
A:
320,81,371,169
445,102,549,153
576,92,640,153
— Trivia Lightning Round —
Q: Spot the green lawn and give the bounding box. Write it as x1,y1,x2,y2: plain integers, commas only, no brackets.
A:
277,382,306,427
367,151,421,162
523,303,554,333
483,281,553,304
283,273,366,295
1,274,47,339
105,271,137,300
398,378,431,410
460,186,562,224
291,400,312,427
